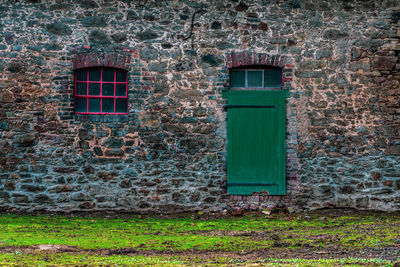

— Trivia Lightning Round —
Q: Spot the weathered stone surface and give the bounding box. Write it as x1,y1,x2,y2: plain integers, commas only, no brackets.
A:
89,30,110,45
370,171,382,180
172,192,186,203
148,61,167,73
4,181,15,190
98,171,118,181
350,58,370,71
323,29,349,40
372,56,397,71
81,16,107,28
105,149,124,157
0,140,12,154
78,129,93,141
20,184,46,193
136,30,158,41
13,194,29,203
79,202,95,209
93,147,103,156
338,185,355,194
80,0,98,8
0,192,10,200
201,54,222,67
174,60,194,72
119,179,131,188
111,32,127,43
296,71,325,78
211,21,221,30
314,184,334,199
315,49,332,59
299,60,324,70
371,20,390,29
7,61,23,73
236,2,248,11
386,145,400,156
48,185,73,193
356,196,369,208
102,137,123,148
49,4,70,10
71,192,90,201
139,47,158,61
153,76,169,94
395,180,400,190
46,22,72,36
257,22,268,31
127,10,139,20
0,0,399,214
34,194,53,204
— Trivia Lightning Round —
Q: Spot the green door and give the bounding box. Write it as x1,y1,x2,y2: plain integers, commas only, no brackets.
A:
224,90,286,195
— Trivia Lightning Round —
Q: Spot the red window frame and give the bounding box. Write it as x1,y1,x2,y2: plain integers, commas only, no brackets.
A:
74,67,128,115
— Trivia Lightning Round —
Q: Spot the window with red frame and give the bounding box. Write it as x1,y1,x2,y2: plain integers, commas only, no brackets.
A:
74,67,128,114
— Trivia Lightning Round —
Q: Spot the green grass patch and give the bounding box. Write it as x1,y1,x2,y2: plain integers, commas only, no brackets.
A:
0,212,399,252
0,253,393,266
0,252,185,266
257,258,393,266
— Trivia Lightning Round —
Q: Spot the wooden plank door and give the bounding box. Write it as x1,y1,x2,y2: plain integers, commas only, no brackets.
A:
224,90,286,195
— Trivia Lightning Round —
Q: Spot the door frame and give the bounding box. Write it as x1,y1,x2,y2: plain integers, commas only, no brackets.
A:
223,90,288,195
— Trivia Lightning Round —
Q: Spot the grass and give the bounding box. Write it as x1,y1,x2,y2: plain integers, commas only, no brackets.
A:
0,253,393,266
0,211,399,265
257,258,393,266
0,252,185,266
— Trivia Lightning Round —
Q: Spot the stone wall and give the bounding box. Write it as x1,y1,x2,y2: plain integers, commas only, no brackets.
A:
0,0,399,212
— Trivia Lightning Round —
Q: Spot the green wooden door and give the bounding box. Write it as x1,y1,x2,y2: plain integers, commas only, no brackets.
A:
224,90,286,195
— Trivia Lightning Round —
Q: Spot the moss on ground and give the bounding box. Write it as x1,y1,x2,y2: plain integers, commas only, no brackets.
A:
0,252,185,266
0,211,399,265
0,253,393,266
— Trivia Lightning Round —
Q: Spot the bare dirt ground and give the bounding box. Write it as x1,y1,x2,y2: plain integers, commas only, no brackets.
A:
0,241,399,262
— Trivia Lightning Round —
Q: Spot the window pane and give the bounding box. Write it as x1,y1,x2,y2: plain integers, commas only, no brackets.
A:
89,69,101,81
116,99,127,113
76,70,87,81
89,83,100,95
103,69,114,82
264,69,281,88
102,98,114,113
247,71,263,88
76,82,87,95
102,83,114,96
230,70,245,88
116,71,126,82
116,83,126,96
75,98,87,112
88,98,101,112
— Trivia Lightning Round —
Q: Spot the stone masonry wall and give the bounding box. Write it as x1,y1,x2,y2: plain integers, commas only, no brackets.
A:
0,0,399,212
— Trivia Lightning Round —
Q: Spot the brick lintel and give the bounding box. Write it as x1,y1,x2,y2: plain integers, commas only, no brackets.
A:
71,50,136,71
226,51,287,69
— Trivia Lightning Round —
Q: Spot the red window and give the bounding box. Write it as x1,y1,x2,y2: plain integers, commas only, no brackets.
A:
74,67,128,114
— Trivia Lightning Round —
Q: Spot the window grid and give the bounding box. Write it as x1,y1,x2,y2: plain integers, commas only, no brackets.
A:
245,70,264,88
230,68,282,89
74,67,128,115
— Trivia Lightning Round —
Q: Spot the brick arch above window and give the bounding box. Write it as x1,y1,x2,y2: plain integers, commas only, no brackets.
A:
226,52,287,69
225,52,292,90
71,48,137,71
